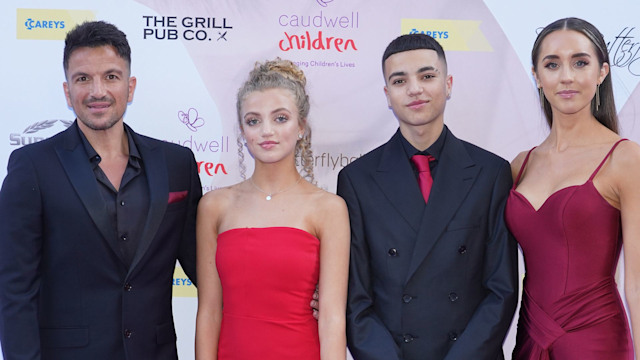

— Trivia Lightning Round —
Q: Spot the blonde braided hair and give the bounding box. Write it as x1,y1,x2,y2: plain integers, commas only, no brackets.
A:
236,58,315,183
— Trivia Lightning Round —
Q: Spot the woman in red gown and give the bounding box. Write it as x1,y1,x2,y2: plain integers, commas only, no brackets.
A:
505,18,640,359
194,59,350,359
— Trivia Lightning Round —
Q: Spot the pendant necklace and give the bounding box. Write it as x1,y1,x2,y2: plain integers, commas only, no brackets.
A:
249,175,303,201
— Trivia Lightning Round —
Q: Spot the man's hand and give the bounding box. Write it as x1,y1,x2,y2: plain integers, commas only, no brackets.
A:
310,284,319,320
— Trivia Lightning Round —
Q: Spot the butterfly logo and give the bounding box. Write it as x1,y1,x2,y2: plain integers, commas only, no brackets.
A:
178,108,204,132
316,0,334,7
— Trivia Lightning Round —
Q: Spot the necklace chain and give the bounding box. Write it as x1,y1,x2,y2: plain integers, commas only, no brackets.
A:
249,175,303,201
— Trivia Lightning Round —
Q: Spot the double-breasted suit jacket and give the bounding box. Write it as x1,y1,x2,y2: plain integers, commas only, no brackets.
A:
0,122,201,360
338,127,518,360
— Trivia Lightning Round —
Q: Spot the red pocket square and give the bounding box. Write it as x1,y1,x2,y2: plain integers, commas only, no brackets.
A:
168,191,188,204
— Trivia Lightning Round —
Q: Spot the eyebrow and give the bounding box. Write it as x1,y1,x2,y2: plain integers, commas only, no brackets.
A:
542,52,592,61
69,71,88,79
387,66,438,81
69,68,125,79
243,107,291,118
269,107,291,116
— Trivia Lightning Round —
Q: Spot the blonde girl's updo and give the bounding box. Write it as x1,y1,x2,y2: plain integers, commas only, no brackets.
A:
236,58,315,183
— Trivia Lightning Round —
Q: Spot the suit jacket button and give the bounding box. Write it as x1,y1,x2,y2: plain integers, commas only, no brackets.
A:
124,329,133,338
449,292,459,302
124,283,132,291
402,294,413,303
449,332,458,341
458,245,467,254
388,248,398,256
403,334,415,343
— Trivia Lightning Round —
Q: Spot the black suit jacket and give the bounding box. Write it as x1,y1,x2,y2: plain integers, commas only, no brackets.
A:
338,127,518,360
0,122,201,360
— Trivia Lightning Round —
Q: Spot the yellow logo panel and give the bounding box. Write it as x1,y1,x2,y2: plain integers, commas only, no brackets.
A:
173,265,197,297
16,9,95,40
401,19,492,52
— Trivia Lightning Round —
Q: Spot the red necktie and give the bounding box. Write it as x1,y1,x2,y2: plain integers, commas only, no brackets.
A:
411,154,435,203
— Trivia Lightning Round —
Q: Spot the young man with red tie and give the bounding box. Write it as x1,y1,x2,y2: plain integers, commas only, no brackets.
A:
337,33,518,360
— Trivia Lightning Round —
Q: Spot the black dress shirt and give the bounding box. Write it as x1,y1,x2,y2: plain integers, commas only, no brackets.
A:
78,127,149,267
399,125,448,181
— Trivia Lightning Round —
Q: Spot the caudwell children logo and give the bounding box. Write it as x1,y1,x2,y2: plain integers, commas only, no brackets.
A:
316,0,334,7
178,108,205,132
277,9,360,52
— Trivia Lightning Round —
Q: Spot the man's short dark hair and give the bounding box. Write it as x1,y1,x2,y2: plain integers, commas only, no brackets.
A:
382,34,447,73
63,20,131,75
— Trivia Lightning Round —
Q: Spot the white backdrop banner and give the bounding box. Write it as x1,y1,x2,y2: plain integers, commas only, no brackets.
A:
1,0,639,359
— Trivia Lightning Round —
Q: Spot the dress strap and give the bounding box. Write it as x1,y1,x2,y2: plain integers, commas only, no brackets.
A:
589,138,629,181
513,147,537,189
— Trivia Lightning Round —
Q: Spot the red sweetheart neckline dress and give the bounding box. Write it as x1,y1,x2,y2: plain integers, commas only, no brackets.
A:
505,139,633,359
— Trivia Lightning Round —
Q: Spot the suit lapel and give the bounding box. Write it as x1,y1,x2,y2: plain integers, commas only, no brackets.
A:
405,129,480,283
374,131,425,233
127,127,169,274
56,124,122,261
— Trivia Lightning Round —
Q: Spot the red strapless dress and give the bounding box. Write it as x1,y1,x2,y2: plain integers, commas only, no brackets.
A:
215,227,320,359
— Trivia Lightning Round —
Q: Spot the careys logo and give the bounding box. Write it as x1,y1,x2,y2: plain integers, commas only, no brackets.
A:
16,9,94,40
172,265,196,297
24,18,65,30
401,19,492,52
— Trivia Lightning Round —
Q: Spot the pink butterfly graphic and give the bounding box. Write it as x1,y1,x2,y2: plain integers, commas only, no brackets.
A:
178,108,205,132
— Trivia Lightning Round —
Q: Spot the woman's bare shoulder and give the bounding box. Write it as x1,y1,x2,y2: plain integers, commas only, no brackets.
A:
198,182,245,212
307,185,346,211
609,139,640,171
509,149,533,181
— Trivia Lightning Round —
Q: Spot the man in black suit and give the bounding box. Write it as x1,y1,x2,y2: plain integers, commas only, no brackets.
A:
338,34,518,359
0,21,201,359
